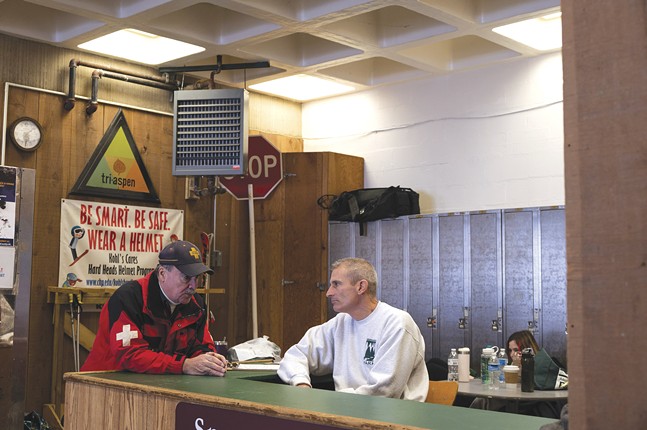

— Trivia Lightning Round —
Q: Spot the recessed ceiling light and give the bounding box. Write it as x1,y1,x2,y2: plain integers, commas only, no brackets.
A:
249,74,355,102
78,29,205,65
492,12,562,51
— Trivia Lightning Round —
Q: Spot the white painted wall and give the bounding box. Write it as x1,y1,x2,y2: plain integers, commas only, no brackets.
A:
302,53,564,214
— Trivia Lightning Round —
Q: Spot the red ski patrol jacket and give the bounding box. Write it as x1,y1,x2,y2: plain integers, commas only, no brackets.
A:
81,270,215,373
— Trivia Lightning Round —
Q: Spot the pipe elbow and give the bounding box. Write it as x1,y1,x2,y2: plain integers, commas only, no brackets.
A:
85,102,98,116
63,99,75,111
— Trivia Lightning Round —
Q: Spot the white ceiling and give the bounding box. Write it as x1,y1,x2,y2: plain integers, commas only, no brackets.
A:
0,0,561,98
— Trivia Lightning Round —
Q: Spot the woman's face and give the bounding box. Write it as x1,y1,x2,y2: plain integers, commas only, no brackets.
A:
509,340,522,363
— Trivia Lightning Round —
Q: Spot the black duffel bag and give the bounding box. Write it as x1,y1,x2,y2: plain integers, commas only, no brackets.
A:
320,186,420,223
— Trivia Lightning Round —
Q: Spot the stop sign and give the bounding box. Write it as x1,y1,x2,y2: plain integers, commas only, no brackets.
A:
220,136,283,200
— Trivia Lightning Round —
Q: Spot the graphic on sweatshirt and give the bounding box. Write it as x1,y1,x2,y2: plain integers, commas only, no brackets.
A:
364,338,376,365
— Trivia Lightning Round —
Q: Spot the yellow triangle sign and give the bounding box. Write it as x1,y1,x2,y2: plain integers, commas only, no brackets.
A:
70,110,159,202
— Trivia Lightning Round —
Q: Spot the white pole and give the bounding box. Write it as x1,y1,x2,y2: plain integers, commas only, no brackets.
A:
248,184,258,338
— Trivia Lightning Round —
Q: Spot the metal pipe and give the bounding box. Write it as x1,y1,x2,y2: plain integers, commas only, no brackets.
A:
63,59,77,111
84,69,178,115
2,82,173,165
95,69,178,91
64,59,179,111
87,70,100,115
71,59,173,84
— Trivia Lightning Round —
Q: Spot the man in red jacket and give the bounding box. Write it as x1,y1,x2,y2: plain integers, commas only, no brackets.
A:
81,240,227,376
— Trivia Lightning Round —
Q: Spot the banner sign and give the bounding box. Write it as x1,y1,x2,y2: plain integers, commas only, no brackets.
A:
0,166,17,247
0,166,18,290
175,402,337,430
58,199,183,288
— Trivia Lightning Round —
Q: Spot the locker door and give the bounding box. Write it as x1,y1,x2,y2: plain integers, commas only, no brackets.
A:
503,210,536,338
354,222,377,265
329,222,354,267
469,211,504,355
437,214,468,362
408,217,434,361
379,219,406,309
539,208,567,367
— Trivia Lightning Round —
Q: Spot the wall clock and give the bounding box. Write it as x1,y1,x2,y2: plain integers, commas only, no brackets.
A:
8,117,43,152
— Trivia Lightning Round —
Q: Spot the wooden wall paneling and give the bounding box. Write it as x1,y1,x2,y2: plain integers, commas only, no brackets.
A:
37,92,79,415
246,152,364,351
211,192,251,346
469,211,503,352
250,130,303,153
563,3,647,427
254,183,286,347
407,217,434,361
281,152,323,350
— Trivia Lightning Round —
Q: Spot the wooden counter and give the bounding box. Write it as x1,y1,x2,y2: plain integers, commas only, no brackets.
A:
64,370,557,429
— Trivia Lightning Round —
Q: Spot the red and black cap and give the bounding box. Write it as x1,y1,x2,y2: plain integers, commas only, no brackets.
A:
158,240,214,276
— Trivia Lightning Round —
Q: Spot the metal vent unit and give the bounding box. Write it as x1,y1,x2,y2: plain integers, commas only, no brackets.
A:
172,89,248,176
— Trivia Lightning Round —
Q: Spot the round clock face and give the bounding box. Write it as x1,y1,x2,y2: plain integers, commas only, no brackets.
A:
10,117,43,151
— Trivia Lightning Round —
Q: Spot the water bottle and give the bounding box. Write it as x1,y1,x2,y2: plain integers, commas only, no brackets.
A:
497,347,507,387
447,348,459,381
480,347,495,384
521,348,535,392
487,352,500,390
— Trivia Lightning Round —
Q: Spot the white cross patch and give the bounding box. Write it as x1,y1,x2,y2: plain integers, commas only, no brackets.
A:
116,324,139,346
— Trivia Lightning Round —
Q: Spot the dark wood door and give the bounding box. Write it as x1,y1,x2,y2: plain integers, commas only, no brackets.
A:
281,152,327,350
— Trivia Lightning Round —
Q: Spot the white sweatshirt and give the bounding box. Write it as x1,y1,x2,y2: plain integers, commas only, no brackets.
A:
278,301,429,401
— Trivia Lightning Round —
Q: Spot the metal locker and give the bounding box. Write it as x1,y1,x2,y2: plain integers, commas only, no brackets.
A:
503,209,537,339
437,214,468,363
469,211,504,360
408,217,434,361
354,221,378,265
329,222,353,266
539,208,567,367
379,219,406,309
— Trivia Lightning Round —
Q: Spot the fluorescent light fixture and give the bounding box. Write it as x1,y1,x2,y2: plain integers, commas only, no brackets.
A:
78,29,205,65
492,12,562,51
249,74,355,102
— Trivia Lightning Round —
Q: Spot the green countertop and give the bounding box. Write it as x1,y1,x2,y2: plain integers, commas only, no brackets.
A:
74,370,558,430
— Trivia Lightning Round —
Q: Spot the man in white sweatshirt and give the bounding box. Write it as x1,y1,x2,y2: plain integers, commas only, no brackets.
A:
278,258,429,401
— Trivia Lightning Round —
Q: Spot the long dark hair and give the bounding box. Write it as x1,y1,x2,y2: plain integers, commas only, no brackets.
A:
506,330,540,362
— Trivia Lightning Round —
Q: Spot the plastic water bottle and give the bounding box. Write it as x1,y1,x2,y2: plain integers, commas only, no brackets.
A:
497,347,507,387
488,352,500,390
447,348,459,381
480,347,495,384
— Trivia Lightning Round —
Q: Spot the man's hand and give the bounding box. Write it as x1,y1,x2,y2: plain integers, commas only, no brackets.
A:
296,383,312,388
182,352,228,376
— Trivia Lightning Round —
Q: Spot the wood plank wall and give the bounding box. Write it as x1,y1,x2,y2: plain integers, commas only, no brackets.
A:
562,1,647,428
0,33,304,419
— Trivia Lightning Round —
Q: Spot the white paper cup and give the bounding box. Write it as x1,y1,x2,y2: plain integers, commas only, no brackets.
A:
503,365,520,387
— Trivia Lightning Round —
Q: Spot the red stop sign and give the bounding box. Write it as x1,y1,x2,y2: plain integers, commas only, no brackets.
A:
220,136,283,200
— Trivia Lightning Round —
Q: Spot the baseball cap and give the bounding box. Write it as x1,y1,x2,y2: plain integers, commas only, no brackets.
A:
158,240,214,276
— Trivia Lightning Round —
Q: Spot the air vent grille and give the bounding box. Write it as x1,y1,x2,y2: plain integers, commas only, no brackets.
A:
172,89,248,176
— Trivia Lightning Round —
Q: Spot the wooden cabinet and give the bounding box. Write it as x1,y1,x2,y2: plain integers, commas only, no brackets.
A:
212,151,363,353
253,152,364,351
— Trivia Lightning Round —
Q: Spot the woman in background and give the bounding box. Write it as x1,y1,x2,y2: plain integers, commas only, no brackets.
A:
506,330,540,366
470,329,565,418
